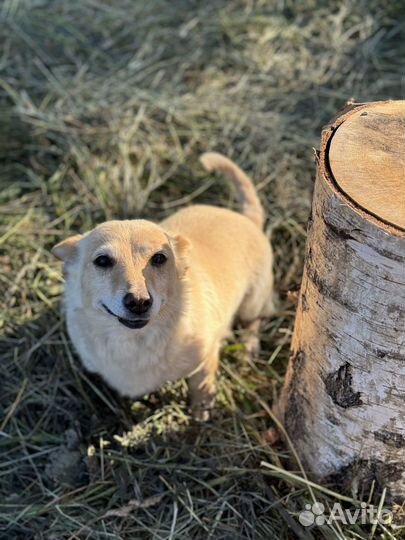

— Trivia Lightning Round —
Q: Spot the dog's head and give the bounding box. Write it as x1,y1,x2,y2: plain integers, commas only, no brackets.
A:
52,220,190,330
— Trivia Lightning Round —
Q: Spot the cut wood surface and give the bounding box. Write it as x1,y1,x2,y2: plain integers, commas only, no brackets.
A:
276,101,405,500
329,101,405,229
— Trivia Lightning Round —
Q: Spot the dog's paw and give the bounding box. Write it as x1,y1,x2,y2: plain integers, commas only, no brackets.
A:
192,406,212,422
244,334,260,356
191,394,215,422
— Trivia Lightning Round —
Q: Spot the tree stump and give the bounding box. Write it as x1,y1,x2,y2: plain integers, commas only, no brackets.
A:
276,101,405,500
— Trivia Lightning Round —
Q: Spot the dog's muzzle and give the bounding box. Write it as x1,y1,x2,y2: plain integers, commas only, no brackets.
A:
102,303,149,330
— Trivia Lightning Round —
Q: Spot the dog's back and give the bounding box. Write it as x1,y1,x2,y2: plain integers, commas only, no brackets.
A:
162,204,271,324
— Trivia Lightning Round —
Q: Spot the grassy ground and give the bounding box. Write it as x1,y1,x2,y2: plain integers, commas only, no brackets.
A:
1,1,404,538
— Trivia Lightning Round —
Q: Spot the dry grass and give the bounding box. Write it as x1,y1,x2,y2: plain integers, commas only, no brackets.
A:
0,1,404,538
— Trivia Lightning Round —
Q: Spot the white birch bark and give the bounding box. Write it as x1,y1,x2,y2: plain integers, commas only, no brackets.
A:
276,101,405,499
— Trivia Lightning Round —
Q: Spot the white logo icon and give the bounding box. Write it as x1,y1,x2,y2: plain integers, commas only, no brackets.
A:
299,502,326,526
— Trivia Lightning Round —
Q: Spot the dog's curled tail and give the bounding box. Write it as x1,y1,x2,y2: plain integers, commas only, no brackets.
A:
200,152,264,229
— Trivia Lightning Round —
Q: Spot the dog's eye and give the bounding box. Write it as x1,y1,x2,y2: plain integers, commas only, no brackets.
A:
93,255,115,268
151,252,167,266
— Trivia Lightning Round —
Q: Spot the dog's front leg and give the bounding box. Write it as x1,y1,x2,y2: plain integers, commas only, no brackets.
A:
187,347,219,422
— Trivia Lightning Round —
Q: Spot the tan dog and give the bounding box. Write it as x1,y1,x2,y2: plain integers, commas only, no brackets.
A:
52,153,275,419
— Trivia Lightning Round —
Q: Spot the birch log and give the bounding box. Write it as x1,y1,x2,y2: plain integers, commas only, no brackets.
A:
276,101,405,499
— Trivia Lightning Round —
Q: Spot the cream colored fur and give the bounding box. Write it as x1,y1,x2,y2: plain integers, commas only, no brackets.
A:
53,153,275,419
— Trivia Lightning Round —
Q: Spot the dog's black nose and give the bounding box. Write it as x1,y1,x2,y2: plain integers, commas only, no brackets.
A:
123,292,153,315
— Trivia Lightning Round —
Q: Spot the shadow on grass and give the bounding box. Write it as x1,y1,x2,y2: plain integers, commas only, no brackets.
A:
1,308,298,540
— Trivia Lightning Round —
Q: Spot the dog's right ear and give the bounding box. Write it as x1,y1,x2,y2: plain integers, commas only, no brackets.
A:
52,234,83,264
169,234,191,277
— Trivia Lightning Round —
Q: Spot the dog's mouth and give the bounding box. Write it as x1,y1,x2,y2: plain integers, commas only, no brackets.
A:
101,303,149,330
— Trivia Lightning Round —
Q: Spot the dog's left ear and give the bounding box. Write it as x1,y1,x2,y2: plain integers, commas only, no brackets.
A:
169,234,191,277
52,234,83,263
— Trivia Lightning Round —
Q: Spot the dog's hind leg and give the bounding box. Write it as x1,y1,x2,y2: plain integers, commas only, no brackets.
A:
240,318,261,355
187,344,219,421
238,274,275,355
